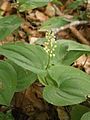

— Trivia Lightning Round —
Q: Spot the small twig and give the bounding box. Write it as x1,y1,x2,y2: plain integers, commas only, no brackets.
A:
70,26,90,45
82,54,88,67
51,5,90,45
52,20,90,34
53,4,63,16
52,4,90,37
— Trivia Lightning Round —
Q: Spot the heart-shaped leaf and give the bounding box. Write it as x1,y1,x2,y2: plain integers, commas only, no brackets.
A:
43,65,90,106
0,44,48,75
0,61,17,105
43,85,86,106
8,61,37,92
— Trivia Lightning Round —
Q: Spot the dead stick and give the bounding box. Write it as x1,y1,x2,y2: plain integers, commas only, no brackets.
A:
52,20,90,34
70,26,90,45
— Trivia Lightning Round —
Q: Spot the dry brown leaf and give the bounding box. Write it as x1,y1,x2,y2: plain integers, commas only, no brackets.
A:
35,10,48,22
45,3,56,17
0,1,10,11
74,55,90,74
57,107,69,120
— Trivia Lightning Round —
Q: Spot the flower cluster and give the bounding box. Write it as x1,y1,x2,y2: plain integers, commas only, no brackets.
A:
44,31,57,57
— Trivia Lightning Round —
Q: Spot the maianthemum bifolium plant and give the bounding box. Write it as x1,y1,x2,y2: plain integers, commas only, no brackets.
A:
0,0,90,119
0,30,90,107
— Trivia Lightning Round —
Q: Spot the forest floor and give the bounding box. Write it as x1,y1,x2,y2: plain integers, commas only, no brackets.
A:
0,0,90,120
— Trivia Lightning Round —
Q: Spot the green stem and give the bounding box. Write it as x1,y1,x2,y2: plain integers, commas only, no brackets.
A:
46,55,50,69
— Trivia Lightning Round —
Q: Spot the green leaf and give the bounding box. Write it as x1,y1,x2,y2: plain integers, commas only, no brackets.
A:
68,0,85,9
39,17,70,31
43,85,86,106
81,112,90,120
67,42,90,52
0,15,22,40
43,65,90,106
36,39,90,66
0,113,4,119
61,51,84,65
8,61,37,92
61,40,90,65
0,111,14,120
71,105,90,120
50,41,81,65
0,44,48,75
0,61,17,105
18,0,53,11
48,65,90,94
53,40,90,65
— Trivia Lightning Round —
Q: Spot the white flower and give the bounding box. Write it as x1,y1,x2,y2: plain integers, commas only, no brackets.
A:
44,31,57,57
